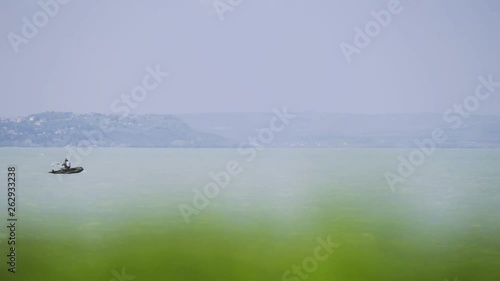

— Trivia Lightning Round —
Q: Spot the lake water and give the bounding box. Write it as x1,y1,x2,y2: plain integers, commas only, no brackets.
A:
0,148,499,281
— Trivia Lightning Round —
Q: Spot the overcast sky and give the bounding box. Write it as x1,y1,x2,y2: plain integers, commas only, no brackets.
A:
1,0,499,117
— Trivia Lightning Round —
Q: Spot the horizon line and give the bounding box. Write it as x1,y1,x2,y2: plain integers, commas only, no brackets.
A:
2,111,500,119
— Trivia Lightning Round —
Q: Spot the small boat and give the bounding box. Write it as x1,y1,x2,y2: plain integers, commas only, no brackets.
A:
49,167,84,174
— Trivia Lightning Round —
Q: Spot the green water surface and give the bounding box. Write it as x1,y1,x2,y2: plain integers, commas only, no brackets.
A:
0,148,499,281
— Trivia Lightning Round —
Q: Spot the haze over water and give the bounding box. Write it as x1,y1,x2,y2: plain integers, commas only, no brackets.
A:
0,148,499,281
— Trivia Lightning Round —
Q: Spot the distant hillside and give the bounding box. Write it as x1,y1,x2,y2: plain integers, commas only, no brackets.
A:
0,112,230,147
178,112,500,148
2,112,500,148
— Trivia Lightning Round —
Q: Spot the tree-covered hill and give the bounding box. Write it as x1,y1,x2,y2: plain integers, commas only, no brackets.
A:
0,112,231,147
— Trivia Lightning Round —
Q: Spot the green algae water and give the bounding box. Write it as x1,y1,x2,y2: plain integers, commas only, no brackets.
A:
0,148,499,281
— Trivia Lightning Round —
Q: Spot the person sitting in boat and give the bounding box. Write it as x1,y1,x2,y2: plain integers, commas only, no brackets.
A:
62,158,71,170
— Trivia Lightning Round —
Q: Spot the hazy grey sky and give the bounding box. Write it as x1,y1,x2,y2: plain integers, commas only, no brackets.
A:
1,0,499,117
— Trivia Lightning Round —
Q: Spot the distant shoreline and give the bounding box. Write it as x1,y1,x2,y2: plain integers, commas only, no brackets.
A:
2,112,500,149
